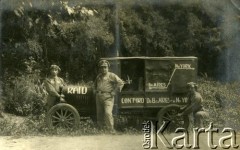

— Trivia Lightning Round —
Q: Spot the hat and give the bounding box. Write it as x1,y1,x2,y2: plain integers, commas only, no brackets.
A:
98,60,110,67
187,82,197,88
50,65,61,71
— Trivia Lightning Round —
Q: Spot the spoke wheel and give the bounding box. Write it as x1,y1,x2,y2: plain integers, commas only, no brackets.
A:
46,103,80,129
157,104,188,133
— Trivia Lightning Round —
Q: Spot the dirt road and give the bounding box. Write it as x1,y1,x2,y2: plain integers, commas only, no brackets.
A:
0,135,143,150
0,133,239,150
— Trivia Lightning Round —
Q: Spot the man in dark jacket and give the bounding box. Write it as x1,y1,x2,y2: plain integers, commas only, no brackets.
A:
178,82,208,129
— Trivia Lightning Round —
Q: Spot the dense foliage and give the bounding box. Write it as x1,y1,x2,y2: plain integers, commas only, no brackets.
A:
3,58,46,115
2,0,239,81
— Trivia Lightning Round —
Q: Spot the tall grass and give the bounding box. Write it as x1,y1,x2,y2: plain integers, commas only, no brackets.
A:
198,78,240,131
2,58,47,116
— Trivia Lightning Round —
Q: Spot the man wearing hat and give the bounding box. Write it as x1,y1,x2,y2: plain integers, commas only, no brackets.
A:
178,82,208,129
44,65,65,110
95,60,124,132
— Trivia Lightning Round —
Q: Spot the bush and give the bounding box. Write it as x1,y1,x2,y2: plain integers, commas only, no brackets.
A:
198,78,240,131
2,58,47,116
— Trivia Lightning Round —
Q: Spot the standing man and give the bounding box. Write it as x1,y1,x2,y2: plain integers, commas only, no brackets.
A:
178,82,208,129
44,65,65,111
95,60,124,132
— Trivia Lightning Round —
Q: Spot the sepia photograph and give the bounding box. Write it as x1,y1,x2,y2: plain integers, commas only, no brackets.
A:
0,0,240,149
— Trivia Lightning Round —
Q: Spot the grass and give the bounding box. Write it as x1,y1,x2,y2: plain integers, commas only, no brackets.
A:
0,113,142,136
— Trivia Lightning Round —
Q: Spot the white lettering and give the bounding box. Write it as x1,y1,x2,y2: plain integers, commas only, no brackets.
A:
219,128,239,149
121,98,132,103
175,63,193,69
67,86,88,94
67,88,73,94
82,87,87,94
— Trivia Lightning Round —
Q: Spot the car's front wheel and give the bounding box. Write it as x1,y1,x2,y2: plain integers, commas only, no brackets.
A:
46,103,80,129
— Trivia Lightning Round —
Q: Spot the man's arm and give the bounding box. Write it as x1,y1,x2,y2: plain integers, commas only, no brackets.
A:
108,73,124,97
180,93,191,112
182,96,202,115
43,79,61,98
59,77,65,86
180,98,191,112
112,73,124,92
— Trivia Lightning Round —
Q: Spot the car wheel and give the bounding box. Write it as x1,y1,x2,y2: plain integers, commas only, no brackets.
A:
157,104,188,132
46,103,80,129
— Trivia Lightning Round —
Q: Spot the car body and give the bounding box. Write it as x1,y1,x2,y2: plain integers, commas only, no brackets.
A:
46,56,198,129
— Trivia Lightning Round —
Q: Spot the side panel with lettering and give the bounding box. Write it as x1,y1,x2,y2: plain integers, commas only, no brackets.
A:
119,92,188,108
119,92,145,108
145,58,197,93
144,92,188,107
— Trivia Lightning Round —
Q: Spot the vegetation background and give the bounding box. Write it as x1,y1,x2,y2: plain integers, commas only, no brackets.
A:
0,0,240,135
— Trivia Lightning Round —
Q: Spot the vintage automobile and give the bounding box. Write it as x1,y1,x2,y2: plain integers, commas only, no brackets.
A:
46,56,198,129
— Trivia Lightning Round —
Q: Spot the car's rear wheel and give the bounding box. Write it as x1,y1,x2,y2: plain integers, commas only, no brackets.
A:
157,104,188,132
46,103,80,129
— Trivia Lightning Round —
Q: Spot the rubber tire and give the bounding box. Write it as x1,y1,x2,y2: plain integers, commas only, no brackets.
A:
157,104,189,132
46,103,80,129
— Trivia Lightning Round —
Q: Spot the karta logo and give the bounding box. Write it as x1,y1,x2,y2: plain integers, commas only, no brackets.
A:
142,121,239,149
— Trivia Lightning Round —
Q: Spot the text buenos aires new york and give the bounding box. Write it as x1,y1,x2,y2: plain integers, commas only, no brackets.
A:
121,97,188,104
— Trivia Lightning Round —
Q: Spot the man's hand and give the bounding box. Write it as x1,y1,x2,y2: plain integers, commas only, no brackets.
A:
177,112,183,117
179,107,186,112
177,107,186,117
110,91,116,97
59,94,66,102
